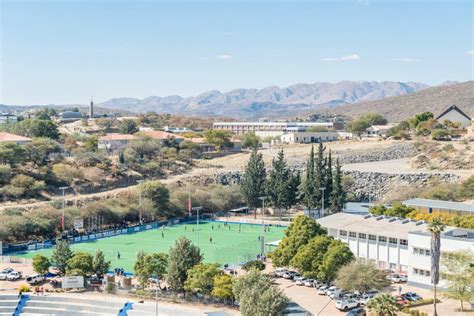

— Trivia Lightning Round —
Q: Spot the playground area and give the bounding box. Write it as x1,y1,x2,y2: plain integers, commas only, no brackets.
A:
14,221,286,272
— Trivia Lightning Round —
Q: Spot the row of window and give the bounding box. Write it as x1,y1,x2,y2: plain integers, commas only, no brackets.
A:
339,230,408,245
413,247,431,256
413,268,430,277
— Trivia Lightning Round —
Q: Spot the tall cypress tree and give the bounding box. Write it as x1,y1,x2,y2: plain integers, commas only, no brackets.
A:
315,142,326,208
325,150,333,209
302,146,317,211
329,158,346,213
266,150,290,213
241,149,266,216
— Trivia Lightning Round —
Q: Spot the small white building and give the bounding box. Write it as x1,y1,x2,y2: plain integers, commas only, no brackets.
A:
364,124,395,138
436,105,472,128
317,213,474,289
98,133,137,152
280,131,338,144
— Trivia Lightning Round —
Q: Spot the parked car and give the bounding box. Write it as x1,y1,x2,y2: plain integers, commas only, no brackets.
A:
273,268,288,278
6,271,22,281
295,277,307,286
327,286,341,299
357,293,377,305
282,271,298,279
335,299,360,311
402,292,422,301
303,279,315,287
318,286,329,295
291,272,301,280
0,268,14,280
26,274,45,285
346,307,366,316
342,293,360,300
396,296,409,306
387,273,408,283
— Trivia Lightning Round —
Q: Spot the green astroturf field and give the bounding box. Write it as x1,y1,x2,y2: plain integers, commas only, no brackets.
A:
16,221,286,272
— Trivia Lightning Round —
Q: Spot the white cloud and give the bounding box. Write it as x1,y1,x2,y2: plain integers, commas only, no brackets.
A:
466,50,474,56
216,54,233,60
321,54,360,62
392,57,421,63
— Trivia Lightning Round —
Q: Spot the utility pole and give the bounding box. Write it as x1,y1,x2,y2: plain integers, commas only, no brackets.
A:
258,196,267,255
137,180,143,225
192,206,203,248
59,186,69,231
319,187,326,218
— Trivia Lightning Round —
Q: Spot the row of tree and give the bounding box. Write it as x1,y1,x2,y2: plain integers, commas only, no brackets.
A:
241,144,346,217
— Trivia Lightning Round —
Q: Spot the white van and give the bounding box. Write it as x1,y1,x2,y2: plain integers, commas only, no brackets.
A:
26,274,45,284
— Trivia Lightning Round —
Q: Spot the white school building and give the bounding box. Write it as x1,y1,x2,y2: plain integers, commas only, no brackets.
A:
316,213,474,289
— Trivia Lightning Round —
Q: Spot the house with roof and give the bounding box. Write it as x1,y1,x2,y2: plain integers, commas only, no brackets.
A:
0,132,32,145
317,212,474,289
142,131,184,144
364,124,396,138
98,133,137,152
403,198,474,216
436,105,472,128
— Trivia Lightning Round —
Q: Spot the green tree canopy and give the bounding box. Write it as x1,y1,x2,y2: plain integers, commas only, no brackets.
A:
335,259,390,293
211,274,234,301
241,260,266,272
204,130,233,151
317,240,354,282
134,251,168,288
167,237,202,292
92,250,111,277
441,250,474,311
184,263,221,295
51,239,74,275
233,269,288,316
272,215,326,267
118,119,139,134
32,254,51,275
241,132,261,149
240,149,266,210
367,294,401,316
67,251,94,276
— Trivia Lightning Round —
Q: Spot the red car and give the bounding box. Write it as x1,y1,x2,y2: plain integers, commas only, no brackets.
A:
396,296,409,306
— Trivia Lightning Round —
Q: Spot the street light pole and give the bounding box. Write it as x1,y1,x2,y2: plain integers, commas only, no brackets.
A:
258,196,267,255
137,180,143,225
319,187,326,218
59,186,69,231
192,206,203,248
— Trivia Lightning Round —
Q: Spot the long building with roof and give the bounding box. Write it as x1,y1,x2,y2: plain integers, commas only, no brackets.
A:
403,198,474,216
316,213,474,288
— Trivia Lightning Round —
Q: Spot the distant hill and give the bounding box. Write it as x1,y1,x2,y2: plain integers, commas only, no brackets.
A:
310,81,474,122
97,81,430,119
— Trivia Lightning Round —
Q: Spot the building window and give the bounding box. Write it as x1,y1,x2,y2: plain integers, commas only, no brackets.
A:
425,249,431,256
369,234,377,241
413,268,431,277
358,233,367,239
378,236,387,243
349,232,357,238
389,237,398,245
400,239,408,246
389,263,397,270
339,230,347,236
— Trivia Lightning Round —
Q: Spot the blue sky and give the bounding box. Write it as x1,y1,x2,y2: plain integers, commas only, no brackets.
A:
1,0,472,105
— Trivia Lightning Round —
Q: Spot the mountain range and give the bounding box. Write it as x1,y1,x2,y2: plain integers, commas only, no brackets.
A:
98,81,436,119
313,81,474,122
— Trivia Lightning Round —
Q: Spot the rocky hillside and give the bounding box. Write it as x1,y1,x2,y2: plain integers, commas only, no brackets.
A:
97,81,429,119
312,81,474,122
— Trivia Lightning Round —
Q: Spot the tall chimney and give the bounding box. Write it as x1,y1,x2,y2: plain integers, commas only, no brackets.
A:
89,98,94,118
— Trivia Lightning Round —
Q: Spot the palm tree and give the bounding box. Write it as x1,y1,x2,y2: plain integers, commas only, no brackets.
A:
428,217,446,316
367,293,401,316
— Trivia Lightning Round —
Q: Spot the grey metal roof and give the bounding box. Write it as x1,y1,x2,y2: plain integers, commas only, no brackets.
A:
403,198,474,212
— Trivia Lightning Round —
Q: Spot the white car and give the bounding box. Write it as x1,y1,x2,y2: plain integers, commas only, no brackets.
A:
335,299,360,311
357,293,378,305
388,274,408,283
329,289,342,299
26,274,45,285
326,286,339,296
6,271,22,281
318,285,329,295
273,268,288,277
0,268,14,280
303,279,315,287
295,277,307,286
